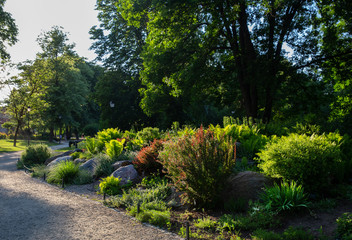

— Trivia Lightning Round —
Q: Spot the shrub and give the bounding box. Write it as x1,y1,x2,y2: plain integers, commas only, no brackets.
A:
70,151,81,160
99,176,122,196
83,123,99,137
0,132,7,139
257,133,346,193
136,127,160,144
94,153,114,178
85,137,104,154
133,139,164,176
259,181,309,213
47,161,79,184
97,128,123,144
105,139,124,160
237,134,269,160
21,144,51,167
336,212,352,240
159,127,236,208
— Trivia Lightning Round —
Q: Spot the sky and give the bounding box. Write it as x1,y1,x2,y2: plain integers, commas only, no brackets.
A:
0,0,100,100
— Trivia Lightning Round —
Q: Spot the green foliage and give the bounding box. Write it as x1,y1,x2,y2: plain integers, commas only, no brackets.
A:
93,153,115,178
85,137,104,154
235,209,281,231
159,127,236,208
30,164,49,178
108,179,170,208
0,0,18,60
73,170,93,185
224,198,247,213
108,177,171,228
70,151,81,160
252,227,314,240
258,133,346,193
133,139,164,176
194,217,217,231
47,161,79,184
237,134,269,160
140,174,168,188
20,144,51,167
83,123,99,137
337,212,352,240
252,229,282,240
105,139,124,160
259,181,309,213
217,214,237,232
99,176,122,196
97,128,123,144
282,226,314,240
136,127,161,144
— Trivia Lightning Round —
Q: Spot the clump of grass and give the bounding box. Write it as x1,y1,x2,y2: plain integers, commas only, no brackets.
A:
73,170,93,185
47,161,79,184
31,164,49,178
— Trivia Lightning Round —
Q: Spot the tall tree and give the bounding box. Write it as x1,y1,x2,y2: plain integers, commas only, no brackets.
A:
0,0,18,60
36,26,89,140
4,60,46,146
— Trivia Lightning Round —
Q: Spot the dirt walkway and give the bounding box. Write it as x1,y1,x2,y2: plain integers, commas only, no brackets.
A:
0,151,182,240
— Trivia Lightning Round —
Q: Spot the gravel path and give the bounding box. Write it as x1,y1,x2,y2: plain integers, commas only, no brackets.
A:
0,150,182,240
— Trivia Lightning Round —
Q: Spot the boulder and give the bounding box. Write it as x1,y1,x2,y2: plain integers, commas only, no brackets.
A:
47,156,72,167
222,171,273,203
79,158,97,174
111,165,139,185
112,160,132,171
45,150,75,165
74,158,86,165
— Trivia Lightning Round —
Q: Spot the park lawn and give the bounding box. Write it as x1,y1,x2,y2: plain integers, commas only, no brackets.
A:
54,146,76,153
0,139,58,152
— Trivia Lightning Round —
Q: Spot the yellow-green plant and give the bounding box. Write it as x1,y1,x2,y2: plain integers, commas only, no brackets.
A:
99,176,122,196
257,133,346,193
97,128,123,143
105,139,124,160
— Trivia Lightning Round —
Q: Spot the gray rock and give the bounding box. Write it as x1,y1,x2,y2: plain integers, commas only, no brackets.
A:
74,158,86,165
79,158,97,173
47,156,72,167
111,165,139,185
222,171,273,203
45,150,75,165
112,160,132,171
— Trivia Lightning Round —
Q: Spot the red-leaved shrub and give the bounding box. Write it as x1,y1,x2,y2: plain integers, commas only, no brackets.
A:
133,139,165,176
159,126,236,208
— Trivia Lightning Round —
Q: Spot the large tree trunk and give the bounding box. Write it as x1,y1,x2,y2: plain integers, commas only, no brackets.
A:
49,127,54,142
13,122,21,147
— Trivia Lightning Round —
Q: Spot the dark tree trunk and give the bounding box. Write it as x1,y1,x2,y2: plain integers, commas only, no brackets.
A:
13,122,21,147
49,127,54,142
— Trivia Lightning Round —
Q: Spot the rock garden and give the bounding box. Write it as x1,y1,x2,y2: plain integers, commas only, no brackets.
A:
17,119,352,240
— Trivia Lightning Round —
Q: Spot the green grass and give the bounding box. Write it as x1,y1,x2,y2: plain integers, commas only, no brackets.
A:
54,146,76,153
0,139,58,152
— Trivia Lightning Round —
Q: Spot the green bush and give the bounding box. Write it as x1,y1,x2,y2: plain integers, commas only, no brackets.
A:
136,127,160,144
105,139,124,160
337,212,352,240
70,151,81,160
99,176,122,196
133,139,164,176
259,181,309,213
97,128,123,144
94,153,114,178
47,161,79,184
20,144,51,167
257,133,346,193
194,217,217,231
85,137,104,154
83,123,99,137
159,127,236,208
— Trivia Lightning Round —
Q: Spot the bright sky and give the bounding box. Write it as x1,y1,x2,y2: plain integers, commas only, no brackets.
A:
0,0,100,101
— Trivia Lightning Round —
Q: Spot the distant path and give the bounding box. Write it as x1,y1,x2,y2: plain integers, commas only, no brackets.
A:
0,149,181,240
